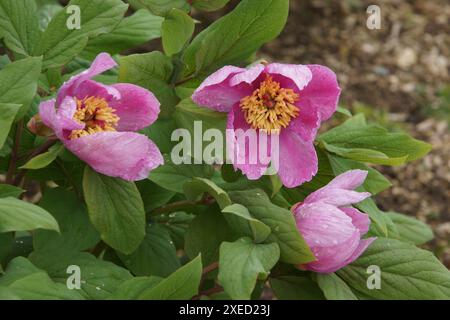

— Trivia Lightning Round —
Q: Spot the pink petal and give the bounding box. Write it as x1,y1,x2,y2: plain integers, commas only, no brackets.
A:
229,64,265,86
295,202,357,248
340,207,371,235
277,130,318,188
288,103,320,142
304,188,371,207
298,65,340,122
65,132,163,181
192,66,251,112
265,63,312,92
109,83,160,131
338,237,377,270
327,169,369,190
72,80,120,102
39,99,58,130
57,53,117,106
226,106,270,180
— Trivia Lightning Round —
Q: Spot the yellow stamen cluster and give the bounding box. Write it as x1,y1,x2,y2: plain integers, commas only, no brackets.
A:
69,96,120,140
240,76,300,133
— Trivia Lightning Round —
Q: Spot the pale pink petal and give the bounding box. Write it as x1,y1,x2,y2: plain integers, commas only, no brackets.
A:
298,65,340,122
229,64,265,86
295,202,356,247
277,130,318,188
192,66,251,112
109,83,160,131
265,63,312,92
39,99,58,130
57,53,118,106
334,237,377,272
65,132,163,181
341,207,371,235
226,106,270,180
327,169,368,190
304,188,371,207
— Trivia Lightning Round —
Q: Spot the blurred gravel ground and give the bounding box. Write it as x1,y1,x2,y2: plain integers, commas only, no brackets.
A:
259,0,449,266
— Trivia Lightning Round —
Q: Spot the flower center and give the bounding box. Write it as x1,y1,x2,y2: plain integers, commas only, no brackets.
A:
69,96,120,140
240,76,300,133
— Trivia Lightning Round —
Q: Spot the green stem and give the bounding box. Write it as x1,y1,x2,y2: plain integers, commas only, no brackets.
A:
6,121,24,184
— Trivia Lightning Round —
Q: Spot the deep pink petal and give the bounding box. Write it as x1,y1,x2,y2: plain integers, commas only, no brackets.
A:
265,63,312,92
341,207,371,235
65,132,163,181
298,65,340,122
226,105,270,180
327,169,368,190
192,66,251,112
109,83,160,131
72,80,120,102
277,130,318,188
288,104,320,142
295,202,357,247
57,53,117,106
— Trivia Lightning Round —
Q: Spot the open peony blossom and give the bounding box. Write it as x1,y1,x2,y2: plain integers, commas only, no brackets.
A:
38,53,163,181
192,63,340,188
293,170,376,273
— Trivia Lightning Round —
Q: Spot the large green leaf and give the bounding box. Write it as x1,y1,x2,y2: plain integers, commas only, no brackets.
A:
0,0,41,55
162,8,194,56
35,0,128,69
218,238,279,300
229,189,314,264
33,188,100,253
82,9,163,59
117,224,180,277
131,0,190,16
82,167,146,254
138,255,202,300
183,0,289,74
317,273,358,300
0,197,59,233
29,251,131,300
0,56,42,119
269,275,325,300
338,238,450,299
112,276,162,299
149,155,214,193
0,103,20,149
222,204,271,243
183,178,232,209
192,0,231,12
0,185,23,199
119,51,177,117
387,212,434,245
319,114,432,166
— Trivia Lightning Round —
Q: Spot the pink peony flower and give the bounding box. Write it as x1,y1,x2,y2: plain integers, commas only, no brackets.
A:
192,63,340,188
38,53,163,181
292,170,376,273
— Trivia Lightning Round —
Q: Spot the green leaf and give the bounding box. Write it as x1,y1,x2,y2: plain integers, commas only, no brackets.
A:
192,0,231,12
0,197,59,233
29,250,131,300
229,189,314,264
132,0,190,16
185,208,235,265
0,56,42,119
82,166,146,254
183,177,232,209
35,0,128,69
154,211,194,250
0,185,23,199
356,198,393,238
0,103,20,149
82,9,164,59
222,204,271,243
338,238,450,300
162,8,195,56
138,255,202,300
387,212,434,245
149,155,214,193
33,188,100,253
140,118,178,154
0,257,83,300
20,142,64,170
183,0,289,74
136,179,175,212
0,0,41,55
218,237,279,300
119,51,177,117
117,224,180,277
327,153,392,195
112,276,162,299
317,273,358,300
270,275,325,300
320,114,432,166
